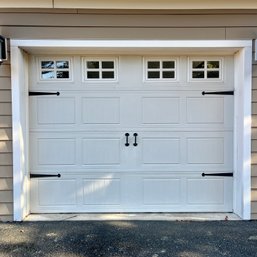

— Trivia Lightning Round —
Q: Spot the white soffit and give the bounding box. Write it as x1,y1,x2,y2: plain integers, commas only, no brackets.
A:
13,40,250,55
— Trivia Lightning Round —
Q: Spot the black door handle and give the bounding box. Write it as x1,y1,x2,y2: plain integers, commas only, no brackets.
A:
133,133,138,147
125,133,130,147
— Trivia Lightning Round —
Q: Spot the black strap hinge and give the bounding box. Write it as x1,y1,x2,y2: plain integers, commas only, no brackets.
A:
202,91,234,96
202,172,233,177
30,173,61,178
29,91,60,96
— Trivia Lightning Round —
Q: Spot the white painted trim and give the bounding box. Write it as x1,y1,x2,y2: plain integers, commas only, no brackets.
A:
233,47,252,220
11,46,30,221
11,40,252,49
11,39,252,220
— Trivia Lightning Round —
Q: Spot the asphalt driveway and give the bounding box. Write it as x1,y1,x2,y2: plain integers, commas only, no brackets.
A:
0,221,257,257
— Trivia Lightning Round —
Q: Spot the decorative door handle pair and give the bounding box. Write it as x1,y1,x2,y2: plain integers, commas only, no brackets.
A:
125,133,138,147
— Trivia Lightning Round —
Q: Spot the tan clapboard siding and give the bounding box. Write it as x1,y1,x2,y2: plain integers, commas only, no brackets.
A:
252,50,257,217
0,116,12,128
226,27,257,40
252,177,257,189
0,215,12,222
0,44,12,221
0,0,52,9
0,178,12,191
0,78,11,90
0,91,11,103
3,13,257,27
253,65,257,77
252,202,257,213
0,64,10,77
1,27,226,40
0,103,11,116
0,154,12,166
252,78,257,90
0,166,12,178
0,142,12,153
252,165,257,177
0,129,12,141
1,0,257,10
0,203,13,216
0,191,12,202
54,0,257,10
252,189,257,200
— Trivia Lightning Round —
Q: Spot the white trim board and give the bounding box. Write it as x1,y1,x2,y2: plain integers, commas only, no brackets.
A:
11,40,252,221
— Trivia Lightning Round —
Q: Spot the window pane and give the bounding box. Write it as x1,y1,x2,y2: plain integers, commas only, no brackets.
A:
41,71,55,79
87,71,100,79
163,61,175,69
41,61,54,69
87,61,99,69
57,71,69,79
207,61,220,69
148,71,160,79
207,71,220,78
192,61,205,69
102,61,114,69
102,71,114,79
163,71,175,79
56,61,69,69
148,62,160,69
192,71,204,78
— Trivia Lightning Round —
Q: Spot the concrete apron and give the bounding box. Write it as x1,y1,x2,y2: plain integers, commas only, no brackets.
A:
25,213,240,221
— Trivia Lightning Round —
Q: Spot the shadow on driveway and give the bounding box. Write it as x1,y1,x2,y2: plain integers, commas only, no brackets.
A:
0,221,257,257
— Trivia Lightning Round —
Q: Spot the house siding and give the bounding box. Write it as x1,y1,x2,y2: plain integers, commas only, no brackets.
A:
1,8,257,221
0,58,13,221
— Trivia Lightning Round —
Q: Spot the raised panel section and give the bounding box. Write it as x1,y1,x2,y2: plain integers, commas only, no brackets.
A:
187,138,224,164
38,138,76,165
37,98,75,124
82,97,120,124
142,97,180,124
143,178,181,204
186,97,224,124
83,178,120,205
187,179,224,204
38,179,77,206
82,138,120,165
142,138,180,164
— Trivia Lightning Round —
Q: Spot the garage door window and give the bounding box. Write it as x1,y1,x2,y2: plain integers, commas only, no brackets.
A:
83,58,117,81
39,59,71,81
190,59,222,81
144,59,177,81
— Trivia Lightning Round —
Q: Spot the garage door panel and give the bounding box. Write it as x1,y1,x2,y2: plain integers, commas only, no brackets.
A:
187,137,224,164
143,178,182,204
82,97,120,124
142,97,180,124
82,138,121,165
186,97,224,124
37,138,76,165
83,178,121,205
187,178,225,204
142,138,180,164
37,97,76,125
38,179,77,206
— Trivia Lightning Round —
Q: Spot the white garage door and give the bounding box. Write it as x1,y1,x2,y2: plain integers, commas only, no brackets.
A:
29,55,234,213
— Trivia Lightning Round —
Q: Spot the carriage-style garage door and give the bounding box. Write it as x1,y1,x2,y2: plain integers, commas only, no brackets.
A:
29,55,234,213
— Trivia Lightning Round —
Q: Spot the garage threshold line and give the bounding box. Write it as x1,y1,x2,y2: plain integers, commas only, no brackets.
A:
25,212,240,221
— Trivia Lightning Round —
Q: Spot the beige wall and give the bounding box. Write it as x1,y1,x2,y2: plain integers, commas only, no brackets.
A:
1,9,257,221
1,0,257,9
0,52,13,222
251,44,257,219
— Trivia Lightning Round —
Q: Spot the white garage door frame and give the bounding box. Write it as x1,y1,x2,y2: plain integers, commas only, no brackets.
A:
10,39,252,221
